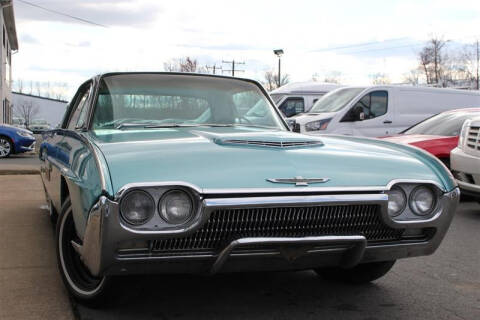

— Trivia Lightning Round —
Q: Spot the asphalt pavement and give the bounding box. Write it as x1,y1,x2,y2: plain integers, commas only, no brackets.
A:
0,172,478,320
0,175,74,320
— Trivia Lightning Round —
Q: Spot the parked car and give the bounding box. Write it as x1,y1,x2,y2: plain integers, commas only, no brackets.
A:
380,108,480,168
0,124,36,158
270,82,343,117
451,117,480,200
11,117,26,128
290,85,480,136
40,72,459,304
29,119,51,133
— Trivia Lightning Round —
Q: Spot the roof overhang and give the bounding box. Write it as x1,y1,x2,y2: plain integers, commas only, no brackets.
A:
1,0,18,51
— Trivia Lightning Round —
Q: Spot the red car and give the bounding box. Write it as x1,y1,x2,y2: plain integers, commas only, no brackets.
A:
381,108,480,169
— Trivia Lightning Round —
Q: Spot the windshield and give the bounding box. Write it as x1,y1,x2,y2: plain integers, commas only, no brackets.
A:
404,111,479,136
91,74,286,131
309,87,365,113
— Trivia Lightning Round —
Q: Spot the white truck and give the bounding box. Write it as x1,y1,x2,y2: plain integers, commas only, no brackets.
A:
290,85,480,137
451,117,480,200
270,82,343,117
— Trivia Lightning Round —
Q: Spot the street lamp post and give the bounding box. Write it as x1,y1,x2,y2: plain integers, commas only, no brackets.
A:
273,49,284,88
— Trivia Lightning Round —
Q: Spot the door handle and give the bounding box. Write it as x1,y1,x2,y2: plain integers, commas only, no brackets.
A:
383,120,392,124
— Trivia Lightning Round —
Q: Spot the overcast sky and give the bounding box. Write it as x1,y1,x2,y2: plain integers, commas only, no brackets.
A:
12,0,480,99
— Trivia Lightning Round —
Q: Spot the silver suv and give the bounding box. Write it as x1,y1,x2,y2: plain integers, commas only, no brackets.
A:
451,117,480,199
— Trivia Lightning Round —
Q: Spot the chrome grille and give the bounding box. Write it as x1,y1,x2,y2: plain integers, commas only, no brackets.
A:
221,139,323,148
467,126,480,150
152,204,403,253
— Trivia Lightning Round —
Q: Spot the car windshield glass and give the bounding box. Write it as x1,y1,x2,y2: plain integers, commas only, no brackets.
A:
404,111,479,136
309,88,365,113
91,74,286,131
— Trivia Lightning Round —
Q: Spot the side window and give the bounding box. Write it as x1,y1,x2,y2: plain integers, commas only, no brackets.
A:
351,91,388,120
278,98,304,117
67,86,91,130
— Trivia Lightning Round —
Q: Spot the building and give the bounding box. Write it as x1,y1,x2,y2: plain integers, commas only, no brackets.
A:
0,0,18,124
12,92,68,128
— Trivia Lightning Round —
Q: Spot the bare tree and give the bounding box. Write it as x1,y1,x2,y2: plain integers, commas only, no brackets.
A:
370,73,391,85
262,70,289,91
163,57,205,73
324,71,342,84
13,100,39,126
403,69,421,85
417,37,449,86
163,59,180,72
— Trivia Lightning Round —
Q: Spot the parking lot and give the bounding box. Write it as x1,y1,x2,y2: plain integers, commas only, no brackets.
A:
1,172,478,320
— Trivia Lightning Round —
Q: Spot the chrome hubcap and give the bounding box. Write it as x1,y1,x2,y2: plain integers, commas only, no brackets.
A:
0,138,11,157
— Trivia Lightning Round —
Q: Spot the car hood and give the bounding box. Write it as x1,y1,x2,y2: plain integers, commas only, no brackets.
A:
89,128,453,194
288,112,337,125
0,124,33,135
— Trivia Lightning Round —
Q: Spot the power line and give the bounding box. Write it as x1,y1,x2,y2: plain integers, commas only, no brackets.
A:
206,64,222,75
222,60,245,77
313,37,411,52
16,0,108,28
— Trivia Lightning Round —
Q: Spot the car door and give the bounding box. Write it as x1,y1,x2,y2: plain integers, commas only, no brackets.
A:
342,90,391,137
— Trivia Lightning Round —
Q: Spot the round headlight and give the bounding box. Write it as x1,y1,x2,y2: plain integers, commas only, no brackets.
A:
387,187,407,217
410,186,436,216
120,190,155,225
159,190,193,224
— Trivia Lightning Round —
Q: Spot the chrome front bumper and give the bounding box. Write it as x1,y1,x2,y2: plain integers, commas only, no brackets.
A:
74,190,459,277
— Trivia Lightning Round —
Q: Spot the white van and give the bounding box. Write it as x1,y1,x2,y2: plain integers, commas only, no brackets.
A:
290,85,480,137
270,82,343,117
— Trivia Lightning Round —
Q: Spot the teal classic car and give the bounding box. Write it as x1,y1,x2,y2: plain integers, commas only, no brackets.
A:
40,72,459,304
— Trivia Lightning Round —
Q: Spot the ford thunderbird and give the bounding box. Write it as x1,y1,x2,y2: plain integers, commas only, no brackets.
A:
40,72,459,304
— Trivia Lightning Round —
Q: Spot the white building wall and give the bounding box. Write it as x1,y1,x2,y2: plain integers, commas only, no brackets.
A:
12,93,68,127
0,6,13,124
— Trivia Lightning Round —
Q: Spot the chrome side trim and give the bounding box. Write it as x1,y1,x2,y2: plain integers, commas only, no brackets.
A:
210,236,367,274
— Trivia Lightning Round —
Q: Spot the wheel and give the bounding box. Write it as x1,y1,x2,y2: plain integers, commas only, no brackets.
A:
315,260,396,284
56,196,110,305
0,136,12,158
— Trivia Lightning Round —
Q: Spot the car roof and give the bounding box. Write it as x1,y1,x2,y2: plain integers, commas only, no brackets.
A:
271,81,344,94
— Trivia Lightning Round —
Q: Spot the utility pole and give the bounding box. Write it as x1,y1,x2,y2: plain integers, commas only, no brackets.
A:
222,60,245,77
273,49,284,87
206,64,222,75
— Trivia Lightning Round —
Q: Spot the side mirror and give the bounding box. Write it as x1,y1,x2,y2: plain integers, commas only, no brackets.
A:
359,112,365,121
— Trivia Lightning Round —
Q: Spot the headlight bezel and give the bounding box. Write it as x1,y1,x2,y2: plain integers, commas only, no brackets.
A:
386,183,441,221
119,189,156,226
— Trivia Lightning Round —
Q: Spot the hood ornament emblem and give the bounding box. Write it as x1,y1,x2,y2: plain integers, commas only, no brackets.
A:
266,176,330,186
